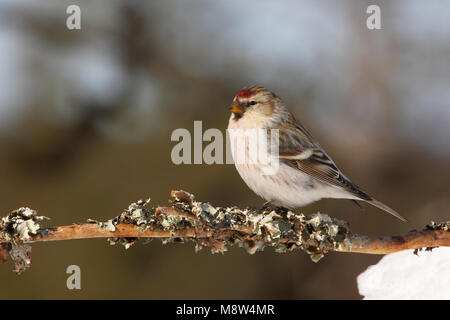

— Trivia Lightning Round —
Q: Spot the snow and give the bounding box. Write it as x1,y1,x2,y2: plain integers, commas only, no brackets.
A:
357,247,450,300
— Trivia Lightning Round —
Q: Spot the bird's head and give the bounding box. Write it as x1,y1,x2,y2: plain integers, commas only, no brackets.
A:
229,86,285,126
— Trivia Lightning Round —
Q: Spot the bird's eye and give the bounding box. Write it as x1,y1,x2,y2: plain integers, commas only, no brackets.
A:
249,101,257,106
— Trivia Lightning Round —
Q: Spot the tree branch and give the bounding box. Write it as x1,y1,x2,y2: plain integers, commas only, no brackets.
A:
1,190,449,274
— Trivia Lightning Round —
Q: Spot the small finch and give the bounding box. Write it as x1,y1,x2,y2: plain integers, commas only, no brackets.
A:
227,85,407,222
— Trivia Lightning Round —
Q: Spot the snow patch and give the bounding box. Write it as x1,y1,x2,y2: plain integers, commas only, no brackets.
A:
358,247,450,299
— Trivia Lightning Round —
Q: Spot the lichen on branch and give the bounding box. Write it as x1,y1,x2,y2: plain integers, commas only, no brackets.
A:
0,207,50,274
1,190,449,274
90,190,353,261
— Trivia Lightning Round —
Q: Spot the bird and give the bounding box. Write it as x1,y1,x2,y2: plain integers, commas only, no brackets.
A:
227,85,407,222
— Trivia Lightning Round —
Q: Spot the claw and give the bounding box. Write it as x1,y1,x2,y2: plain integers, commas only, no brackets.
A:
261,201,273,210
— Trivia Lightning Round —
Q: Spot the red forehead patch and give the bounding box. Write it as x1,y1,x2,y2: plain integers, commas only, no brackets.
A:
236,88,254,98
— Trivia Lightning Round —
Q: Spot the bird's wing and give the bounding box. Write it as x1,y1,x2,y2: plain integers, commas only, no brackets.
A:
274,119,372,201
274,118,407,222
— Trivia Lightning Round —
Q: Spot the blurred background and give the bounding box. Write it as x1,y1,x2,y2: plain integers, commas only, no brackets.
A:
0,0,449,299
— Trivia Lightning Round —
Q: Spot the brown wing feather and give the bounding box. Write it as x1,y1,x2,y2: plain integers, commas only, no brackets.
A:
274,115,371,200
273,115,407,222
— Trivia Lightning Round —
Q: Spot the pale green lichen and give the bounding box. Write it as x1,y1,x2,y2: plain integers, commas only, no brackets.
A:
427,221,450,232
299,212,352,262
0,207,49,274
152,190,353,262
98,198,154,249
1,207,49,242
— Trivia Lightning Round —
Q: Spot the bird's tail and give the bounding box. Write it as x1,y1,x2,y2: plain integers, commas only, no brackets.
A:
364,198,408,222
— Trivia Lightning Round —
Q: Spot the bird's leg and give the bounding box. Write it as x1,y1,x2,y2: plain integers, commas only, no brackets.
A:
260,201,290,216
261,201,273,210
261,201,272,209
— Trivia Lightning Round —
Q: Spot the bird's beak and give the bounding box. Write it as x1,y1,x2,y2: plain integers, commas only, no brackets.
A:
230,101,244,115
